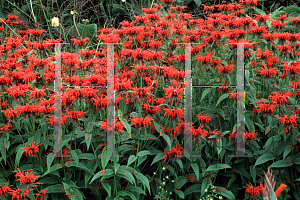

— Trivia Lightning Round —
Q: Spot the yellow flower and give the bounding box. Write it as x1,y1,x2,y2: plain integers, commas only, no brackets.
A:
219,196,223,199
166,176,168,179
162,167,166,170
163,182,165,185
51,17,59,27
205,189,208,192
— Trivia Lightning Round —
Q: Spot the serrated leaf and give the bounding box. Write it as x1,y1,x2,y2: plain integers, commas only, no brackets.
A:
43,184,64,193
254,154,275,167
90,169,113,184
127,155,137,167
151,152,164,166
269,159,293,168
137,155,147,167
117,169,136,185
134,172,151,194
137,150,151,157
127,186,145,195
47,153,55,171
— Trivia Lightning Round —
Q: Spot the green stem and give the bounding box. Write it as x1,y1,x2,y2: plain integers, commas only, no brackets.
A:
39,0,53,39
59,24,67,44
73,15,80,37
5,0,35,22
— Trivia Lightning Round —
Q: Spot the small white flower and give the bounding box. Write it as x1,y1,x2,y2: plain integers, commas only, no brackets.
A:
51,17,59,27
121,0,126,2
71,11,75,15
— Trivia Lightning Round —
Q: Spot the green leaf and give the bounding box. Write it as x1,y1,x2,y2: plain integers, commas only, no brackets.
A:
85,133,92,151
137,155,147,167
283,5,300,14
78,153,95,160
134,171,151,194
264,135,281,149
102,181,112,198
252,7,266,15
46,153,55,171
245,117,255,133
101,148,111,170
15,144,24,167
206,164,231,171
43,184,64,193
215,187,236,200
42,164,63,177
250,165,256,183
161,133,172,149
118,191,137,200
283,145,292,159
191,163,200,181
200,89,210,102
216,94,230,107
121,120,131,134
150,152,165,166
152,121,161,134
137,150,151,157
117,169,136,185
201,178,209,197
175,190,184,198
127,155,137,167
194,0,202,8
70,150,79,166
254,154,275,167
234,164,251,180
127,186,145,195
76,23,97,40
90,169,113,184
176,159,184,171
269,159,293,168
175,179,187,189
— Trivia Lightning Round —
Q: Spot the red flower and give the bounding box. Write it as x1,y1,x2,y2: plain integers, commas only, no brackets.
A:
163,145,184,162
0,183,11,198
14,168,40,188
22,141,41,157
256,99,277,117
35,189,48,200
243,182,260,197
10,186,33,200
130,115,153,131
275,114,298,134
71,37,89,47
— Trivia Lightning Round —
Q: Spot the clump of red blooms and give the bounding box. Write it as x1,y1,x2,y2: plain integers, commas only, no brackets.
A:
0,0,299,199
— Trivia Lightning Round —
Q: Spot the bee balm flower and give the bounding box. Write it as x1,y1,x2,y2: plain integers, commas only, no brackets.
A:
51,17,59,27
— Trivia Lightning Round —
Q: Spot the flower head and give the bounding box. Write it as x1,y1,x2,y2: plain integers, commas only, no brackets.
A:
51,17,59,27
